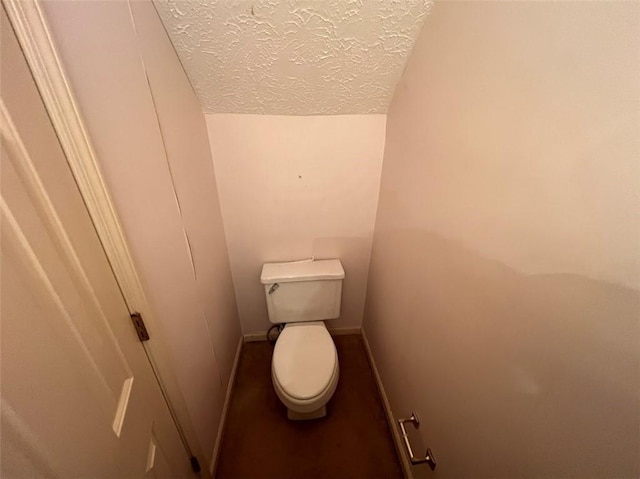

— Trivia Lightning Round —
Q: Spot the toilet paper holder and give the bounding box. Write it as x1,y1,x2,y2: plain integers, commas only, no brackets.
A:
397,412,437,470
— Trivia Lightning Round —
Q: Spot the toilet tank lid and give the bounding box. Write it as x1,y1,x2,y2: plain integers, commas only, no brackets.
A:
261,259,344,284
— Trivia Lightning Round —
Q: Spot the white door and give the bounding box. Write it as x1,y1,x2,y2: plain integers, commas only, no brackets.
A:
1,9,194,478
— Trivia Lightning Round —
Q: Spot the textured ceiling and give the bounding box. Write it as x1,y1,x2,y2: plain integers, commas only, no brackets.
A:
153,0,431,115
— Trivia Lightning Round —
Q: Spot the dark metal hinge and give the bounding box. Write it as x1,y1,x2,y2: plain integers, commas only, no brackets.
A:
130,312,150,342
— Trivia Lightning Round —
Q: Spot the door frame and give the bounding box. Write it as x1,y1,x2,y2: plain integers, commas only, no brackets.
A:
2,0,206,472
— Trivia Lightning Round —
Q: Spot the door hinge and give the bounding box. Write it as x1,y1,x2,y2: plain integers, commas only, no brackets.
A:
130,312,150,342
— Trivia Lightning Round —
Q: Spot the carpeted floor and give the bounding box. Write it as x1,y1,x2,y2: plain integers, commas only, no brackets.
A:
215,334,404,479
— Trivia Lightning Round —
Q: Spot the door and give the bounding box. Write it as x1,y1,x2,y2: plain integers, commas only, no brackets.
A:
1,9,193,478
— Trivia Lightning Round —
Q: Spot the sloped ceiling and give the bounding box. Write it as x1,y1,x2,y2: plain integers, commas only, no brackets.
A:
153,0,431,115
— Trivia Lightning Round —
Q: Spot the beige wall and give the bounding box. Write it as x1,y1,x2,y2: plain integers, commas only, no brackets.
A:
364,2,640,478
41,0,240,463
206,114,386,334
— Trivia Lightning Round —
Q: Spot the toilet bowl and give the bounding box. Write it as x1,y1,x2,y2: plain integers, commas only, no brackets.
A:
260,259,345,420
271,322,339,420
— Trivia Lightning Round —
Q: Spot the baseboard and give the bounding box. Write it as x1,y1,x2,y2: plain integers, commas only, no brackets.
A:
243,331,267,342
327,326,361,336
209,336,243,476
361,328,413,479
243,326,361,343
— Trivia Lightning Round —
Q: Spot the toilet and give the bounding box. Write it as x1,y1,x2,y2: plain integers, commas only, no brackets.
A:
260,259,344,420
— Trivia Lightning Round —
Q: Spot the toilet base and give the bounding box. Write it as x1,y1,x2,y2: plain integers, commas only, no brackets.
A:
287,405,326,421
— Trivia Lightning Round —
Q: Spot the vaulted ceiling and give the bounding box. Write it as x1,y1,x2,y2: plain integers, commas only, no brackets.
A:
154,1,431,115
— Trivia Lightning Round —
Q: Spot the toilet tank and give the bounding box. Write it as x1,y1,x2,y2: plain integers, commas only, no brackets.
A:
260,259,345,324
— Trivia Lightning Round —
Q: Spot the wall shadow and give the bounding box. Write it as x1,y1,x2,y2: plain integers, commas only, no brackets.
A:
364,228,639,478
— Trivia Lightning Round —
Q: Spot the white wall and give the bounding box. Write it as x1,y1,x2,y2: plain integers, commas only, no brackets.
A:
364,1,640,478
41,0,240,464
206,114,386,334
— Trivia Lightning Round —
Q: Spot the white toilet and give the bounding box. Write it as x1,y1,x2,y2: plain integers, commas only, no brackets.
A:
260,259,344,420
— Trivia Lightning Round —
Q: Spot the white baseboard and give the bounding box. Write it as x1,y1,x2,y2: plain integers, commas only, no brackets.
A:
328,326,361,336
243,331,268,342
209,336,243,476
361,328,413,479
243,326,362,343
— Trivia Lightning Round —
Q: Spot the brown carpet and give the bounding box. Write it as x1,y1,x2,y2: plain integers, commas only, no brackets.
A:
215,334,404,479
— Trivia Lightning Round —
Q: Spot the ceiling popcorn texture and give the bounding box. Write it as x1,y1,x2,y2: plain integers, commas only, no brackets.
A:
153,0,432,115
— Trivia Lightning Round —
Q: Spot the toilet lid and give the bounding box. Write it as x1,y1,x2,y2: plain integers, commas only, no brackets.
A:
273,322,337,400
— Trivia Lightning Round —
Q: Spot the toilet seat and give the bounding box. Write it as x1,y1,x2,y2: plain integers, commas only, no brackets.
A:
272,359,339,416
272,322,337,402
